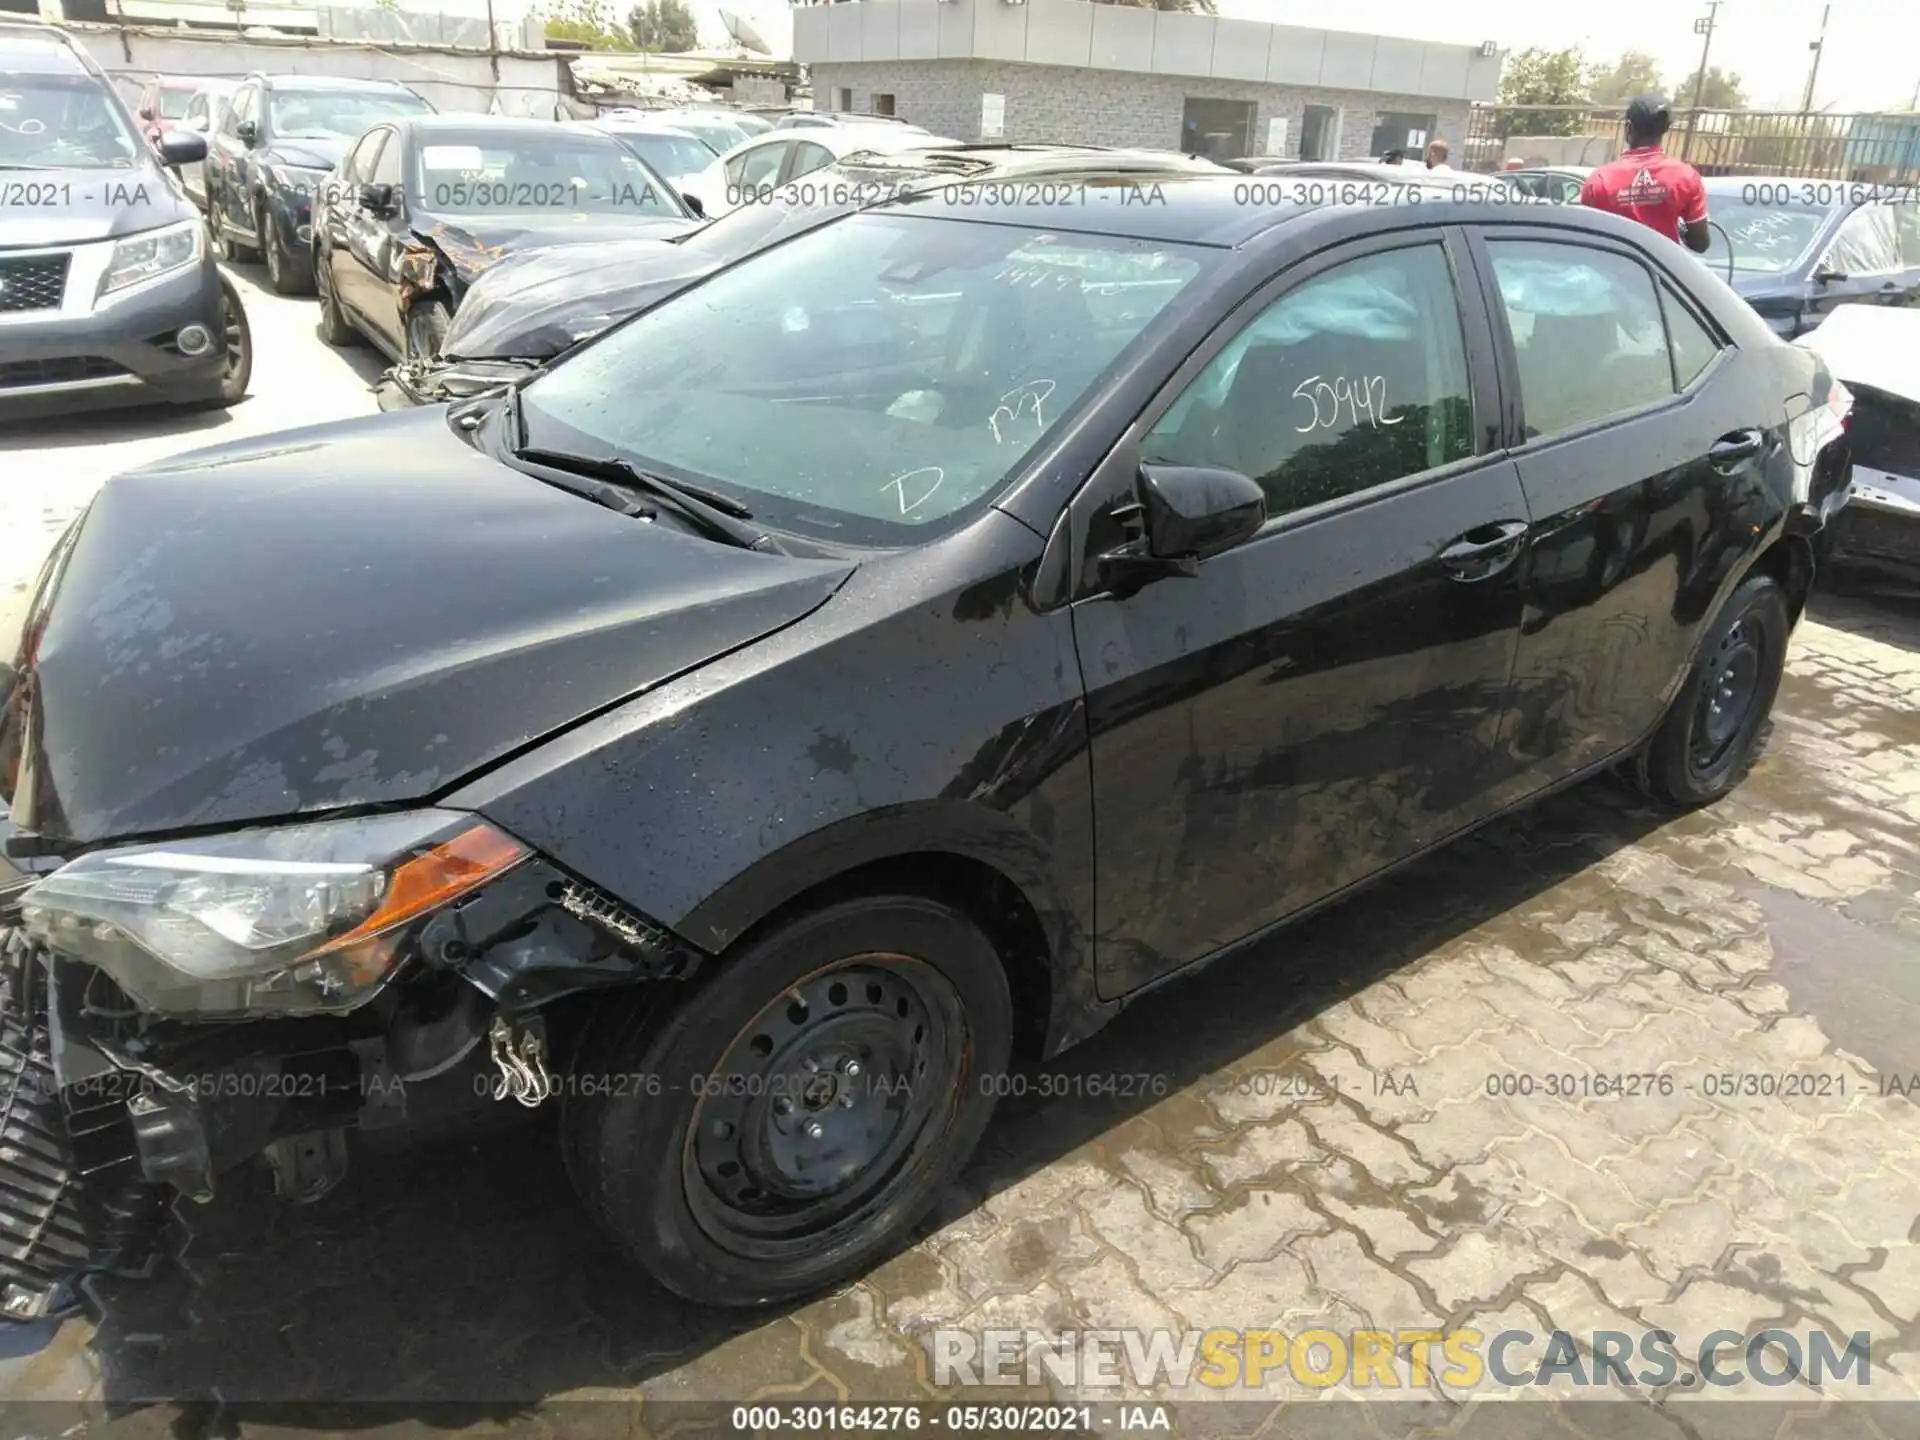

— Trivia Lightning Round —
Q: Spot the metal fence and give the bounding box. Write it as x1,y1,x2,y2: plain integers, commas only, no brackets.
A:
1463,105,1920,182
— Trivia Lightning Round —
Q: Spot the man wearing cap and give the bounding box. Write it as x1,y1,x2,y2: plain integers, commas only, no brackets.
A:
1579,94,1711,252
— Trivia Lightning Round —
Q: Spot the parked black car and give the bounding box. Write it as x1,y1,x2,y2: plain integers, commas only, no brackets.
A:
1699,176,1920,339
311,115,700,362
0,178,1852,1317
387,143,1236,405
206,73,434,295
0,22,249,415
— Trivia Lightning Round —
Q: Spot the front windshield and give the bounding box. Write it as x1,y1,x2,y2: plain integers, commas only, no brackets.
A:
521,213,1211,544
417,132,682,217
675,118,749,152
612,130,716,184
1701,199,1831,274
268,87,430,139
0,75,139,169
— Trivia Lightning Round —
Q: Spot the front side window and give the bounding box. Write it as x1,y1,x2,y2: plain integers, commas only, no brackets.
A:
369,133,402,187
522,214,1211,544
343,128,386,184
183,94,207,130
0,74,139,168
1489,240,1675,439
1897,202,1920,268
1144,244,1474,518
267,87,431,140
726,139,787,188
413,132,680,217
1821,204,1903,276
788,141,833,179
224,86,256,133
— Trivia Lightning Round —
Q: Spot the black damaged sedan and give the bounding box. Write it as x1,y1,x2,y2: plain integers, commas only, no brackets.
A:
0,176,1854,1314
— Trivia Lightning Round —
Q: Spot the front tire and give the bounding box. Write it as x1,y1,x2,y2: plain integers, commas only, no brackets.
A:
562,894,1012,1307
175,274,251,411
1634,572,1790,806
314,247,359,347
263,210,312,295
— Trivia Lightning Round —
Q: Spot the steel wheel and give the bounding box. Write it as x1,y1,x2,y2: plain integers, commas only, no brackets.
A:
1690,613,1763,771
684,956,964,1261
561,892,1013,1307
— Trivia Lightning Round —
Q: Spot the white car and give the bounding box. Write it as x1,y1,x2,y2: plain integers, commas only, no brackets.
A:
685,123,958,217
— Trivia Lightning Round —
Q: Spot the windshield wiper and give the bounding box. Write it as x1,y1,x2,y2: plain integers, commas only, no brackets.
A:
514,446,780,553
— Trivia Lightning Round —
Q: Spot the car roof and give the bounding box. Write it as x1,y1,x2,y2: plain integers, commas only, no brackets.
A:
149,75,207,89
252,72,418,92
0,33,89,74
836,143,1227,180
400,114,612,138
880,170,1583,245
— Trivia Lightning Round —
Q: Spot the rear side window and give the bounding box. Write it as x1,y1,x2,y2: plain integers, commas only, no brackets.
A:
1488,240,1675,439
1145,243,1475,518
1661,287,1721,389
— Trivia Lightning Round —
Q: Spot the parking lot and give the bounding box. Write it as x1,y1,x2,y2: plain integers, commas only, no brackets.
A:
3,253,1920,1433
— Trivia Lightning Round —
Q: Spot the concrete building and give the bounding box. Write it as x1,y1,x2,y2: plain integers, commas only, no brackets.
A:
792,0,1502,162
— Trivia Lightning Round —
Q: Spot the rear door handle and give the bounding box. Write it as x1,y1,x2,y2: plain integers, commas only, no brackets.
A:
1439,519,1530,578
1709,429,1765,470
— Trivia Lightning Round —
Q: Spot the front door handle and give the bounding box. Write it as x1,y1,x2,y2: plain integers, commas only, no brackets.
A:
1439,518,1530,579
1709,429,1765,470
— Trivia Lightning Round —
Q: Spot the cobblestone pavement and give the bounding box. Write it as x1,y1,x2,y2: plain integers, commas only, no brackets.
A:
6,309,1920,1435
0,588,1909,1439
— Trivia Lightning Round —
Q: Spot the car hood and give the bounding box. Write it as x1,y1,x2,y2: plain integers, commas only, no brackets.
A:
267,138,347,171
416,214,700,287
0,164,193,246
3,407,852,847
442,235,717,360
1794,303,1920,403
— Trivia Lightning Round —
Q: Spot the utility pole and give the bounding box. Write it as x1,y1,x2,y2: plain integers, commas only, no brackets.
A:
1682,0,1722,162
1801,3,1829,112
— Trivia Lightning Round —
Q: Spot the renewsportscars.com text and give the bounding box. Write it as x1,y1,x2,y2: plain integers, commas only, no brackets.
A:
930,1327,1873,1392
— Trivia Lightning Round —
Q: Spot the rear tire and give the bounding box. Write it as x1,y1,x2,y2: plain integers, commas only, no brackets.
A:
561,893,1012,1308
1634,572,1790,806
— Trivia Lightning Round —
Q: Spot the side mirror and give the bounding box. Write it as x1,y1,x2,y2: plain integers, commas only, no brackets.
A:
681,190,705,218
1098,462,1266,593
358,181,396,215
1813,266,1848,285
158,130,207,167
235,119,258,146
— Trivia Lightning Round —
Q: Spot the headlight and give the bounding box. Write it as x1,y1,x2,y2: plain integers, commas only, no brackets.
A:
19,810,528,1019
99,219,204,297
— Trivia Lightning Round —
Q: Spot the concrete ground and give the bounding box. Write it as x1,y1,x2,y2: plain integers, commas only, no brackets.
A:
4,262,1920,1437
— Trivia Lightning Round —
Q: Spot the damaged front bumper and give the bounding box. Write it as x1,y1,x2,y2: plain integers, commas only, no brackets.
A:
380,356,540,411
0,846,699,1320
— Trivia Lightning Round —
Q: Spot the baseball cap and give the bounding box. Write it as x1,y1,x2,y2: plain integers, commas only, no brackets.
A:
1625,93,1673,133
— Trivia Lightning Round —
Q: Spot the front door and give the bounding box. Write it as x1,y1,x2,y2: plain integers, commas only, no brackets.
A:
1474,230,1789,793
343,130,409,355
1072,232,1530,998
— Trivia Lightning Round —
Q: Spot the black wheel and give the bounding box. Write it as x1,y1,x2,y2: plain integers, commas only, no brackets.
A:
1634,572,1790,806
313,246,359,347
177,275,251,411
561,893,1012,1307
262,210,311,295
404,298,453,363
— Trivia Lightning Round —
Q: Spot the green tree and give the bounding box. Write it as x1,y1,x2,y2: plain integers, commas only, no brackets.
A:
541,0,630,49
629,0,699,52
1686,65,1748,110
1587,50,1664,106
1495,45,1590,137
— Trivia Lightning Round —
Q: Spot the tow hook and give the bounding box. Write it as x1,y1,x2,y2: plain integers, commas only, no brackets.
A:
487,1014,554,1108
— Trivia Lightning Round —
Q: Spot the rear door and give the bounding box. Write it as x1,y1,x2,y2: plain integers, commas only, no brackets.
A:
1471,226,1790,798
1070,228,1531,998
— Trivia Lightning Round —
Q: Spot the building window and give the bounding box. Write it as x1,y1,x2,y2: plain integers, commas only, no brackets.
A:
1369,111,1438,159
871,92,895,116
1299,104,1339,161
836,87,853,112
1180,98,1255,161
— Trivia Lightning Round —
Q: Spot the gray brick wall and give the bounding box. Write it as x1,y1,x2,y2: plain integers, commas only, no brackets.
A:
807,60,1470,163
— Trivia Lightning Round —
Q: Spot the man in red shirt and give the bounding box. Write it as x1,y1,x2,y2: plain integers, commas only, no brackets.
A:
1579,94,1711,253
